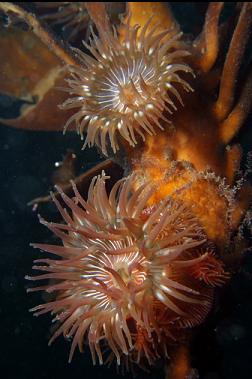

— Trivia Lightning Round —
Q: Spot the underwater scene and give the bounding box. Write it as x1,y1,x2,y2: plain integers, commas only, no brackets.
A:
1,3,252,379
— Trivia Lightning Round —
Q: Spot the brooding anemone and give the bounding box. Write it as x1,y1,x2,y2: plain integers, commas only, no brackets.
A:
26,173,228,367
60,18,194,155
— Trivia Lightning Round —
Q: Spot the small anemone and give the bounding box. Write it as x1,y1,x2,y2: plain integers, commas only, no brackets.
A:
26,172,228,367
60,17,194,155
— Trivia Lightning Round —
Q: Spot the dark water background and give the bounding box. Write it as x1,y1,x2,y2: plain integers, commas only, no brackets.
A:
1,3,252,379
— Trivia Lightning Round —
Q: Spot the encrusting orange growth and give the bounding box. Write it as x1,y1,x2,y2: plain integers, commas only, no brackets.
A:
131,158,234,247
20,2,252,378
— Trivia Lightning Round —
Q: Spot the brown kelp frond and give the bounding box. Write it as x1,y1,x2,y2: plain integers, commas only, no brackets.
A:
220,66,252,144
214,2,252,122
195,2,224,73
0,2,77,65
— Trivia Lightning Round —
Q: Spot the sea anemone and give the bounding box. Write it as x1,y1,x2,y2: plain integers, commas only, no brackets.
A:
26,172,228,367
60,17,194,155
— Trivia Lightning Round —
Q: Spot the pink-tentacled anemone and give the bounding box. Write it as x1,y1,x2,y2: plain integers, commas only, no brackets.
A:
60,16,194,155
26,173,228,367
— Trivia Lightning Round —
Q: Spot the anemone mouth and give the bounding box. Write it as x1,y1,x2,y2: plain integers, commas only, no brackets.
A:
60,17,194,155
26,172,229,367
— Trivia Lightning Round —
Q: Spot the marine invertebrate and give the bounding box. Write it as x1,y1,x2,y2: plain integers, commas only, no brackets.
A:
60,15,193,155
27,172,228,366
0,2,252,378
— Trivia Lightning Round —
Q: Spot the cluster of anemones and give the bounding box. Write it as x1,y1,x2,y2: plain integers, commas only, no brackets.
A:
60,16,194,155
27,173,228,366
